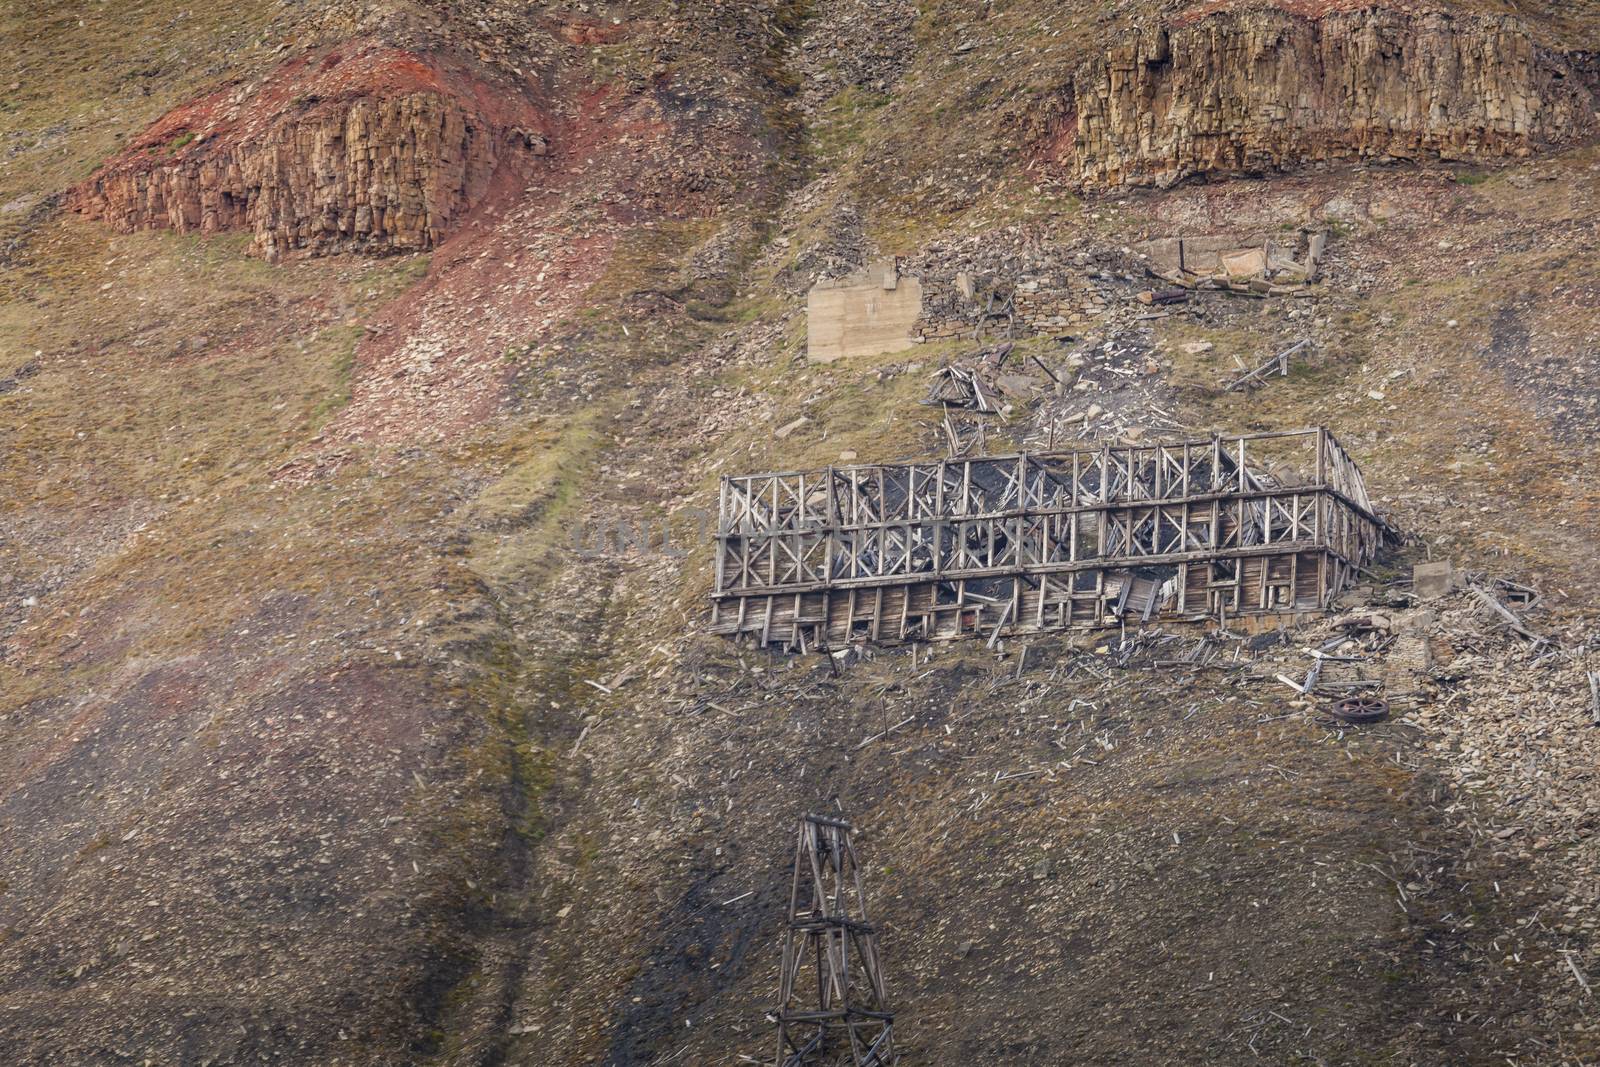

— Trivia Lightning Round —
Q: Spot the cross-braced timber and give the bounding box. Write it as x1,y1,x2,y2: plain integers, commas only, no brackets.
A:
710,428,1386,650
772,815,896,1067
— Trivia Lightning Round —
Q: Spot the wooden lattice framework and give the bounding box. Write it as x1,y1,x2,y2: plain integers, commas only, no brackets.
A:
710,428,1385,650
773,815,895,1067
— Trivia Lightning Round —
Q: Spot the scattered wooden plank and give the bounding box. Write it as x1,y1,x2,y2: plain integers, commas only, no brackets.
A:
856,715,916,749
1225,340,1309,392
1469,584,1545,644
1562,950,1593,998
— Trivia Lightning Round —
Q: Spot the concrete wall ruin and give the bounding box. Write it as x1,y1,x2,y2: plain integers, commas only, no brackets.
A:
806,260,924,363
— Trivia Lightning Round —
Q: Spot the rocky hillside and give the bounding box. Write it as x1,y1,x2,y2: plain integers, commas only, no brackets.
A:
2,0,1599,1065
1045,6,1597,189
67,42,553,259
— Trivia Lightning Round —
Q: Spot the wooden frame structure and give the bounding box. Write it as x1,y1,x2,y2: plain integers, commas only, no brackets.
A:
710,428,1385,650
773,815,896,1067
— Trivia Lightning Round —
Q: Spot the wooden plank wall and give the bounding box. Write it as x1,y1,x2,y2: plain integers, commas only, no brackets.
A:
708,548,1339,649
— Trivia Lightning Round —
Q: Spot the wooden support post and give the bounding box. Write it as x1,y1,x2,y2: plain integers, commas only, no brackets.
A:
771,816,895,1067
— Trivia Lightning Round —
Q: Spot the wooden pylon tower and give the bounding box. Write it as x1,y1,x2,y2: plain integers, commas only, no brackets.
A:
772,814,896,1067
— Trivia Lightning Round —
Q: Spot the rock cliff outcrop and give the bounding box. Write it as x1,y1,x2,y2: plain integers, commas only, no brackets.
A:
68,44,550,258
1041,6,1598,189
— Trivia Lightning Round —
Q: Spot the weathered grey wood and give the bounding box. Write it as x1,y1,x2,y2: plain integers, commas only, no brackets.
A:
714,429,1383,650
773,816,895,1067
1225,340,1308,392
1470,584,1545,643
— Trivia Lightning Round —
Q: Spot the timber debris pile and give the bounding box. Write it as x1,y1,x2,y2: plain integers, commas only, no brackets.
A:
744,559,1595,1065
923,341,1066,417
924,360,1004,414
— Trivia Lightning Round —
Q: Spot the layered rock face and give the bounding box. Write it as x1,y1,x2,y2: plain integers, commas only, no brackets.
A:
1049,7,1598,189
69,45,549,258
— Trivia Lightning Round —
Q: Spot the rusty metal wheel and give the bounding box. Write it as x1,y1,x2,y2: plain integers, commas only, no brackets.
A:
1328,695,1389,724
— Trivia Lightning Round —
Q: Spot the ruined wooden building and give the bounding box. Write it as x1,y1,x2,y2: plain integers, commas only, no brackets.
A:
709,429,1385,650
